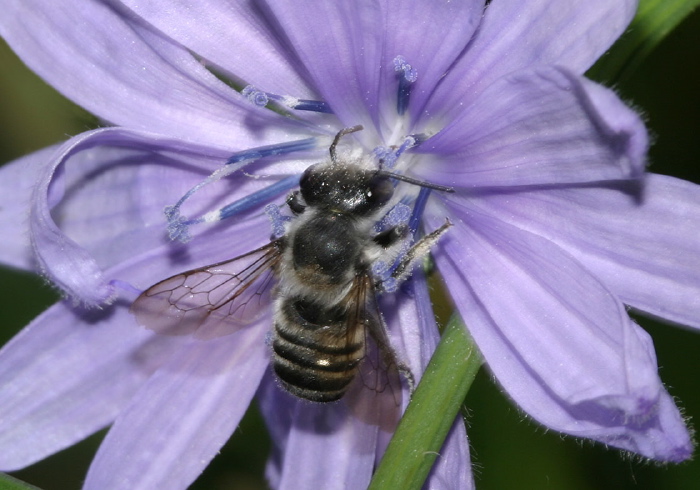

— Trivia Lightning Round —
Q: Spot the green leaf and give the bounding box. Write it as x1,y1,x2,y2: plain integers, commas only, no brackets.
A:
0,473,41,490
588,0,700,84
368,314,482,489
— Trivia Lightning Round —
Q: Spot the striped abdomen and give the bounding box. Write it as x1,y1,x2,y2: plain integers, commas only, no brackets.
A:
272,298,366,403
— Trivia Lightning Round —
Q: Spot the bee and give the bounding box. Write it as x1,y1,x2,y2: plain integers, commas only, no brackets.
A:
130,126,451,404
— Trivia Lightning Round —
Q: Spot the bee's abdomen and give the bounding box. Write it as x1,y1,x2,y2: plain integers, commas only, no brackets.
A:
272,299,365,403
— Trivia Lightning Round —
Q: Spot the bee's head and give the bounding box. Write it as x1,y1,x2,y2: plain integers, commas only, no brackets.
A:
297,125,453,217
299,162,394,216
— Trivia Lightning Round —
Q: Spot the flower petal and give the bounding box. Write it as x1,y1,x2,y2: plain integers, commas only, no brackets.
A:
259,381,377,490
380,275,439,385
0,146,58,271
429,201,692,461
377,0,486,132
120,0,316,99
0,302,174,471
264,0,486,140
256,374,292,488
470,174,700,329
43,136,224,266
415,67,646,187
429,421,474,490
29,127,309,305
0,205,278,473
262,0,384,137
424,0,637,122
29,129,211,305
0,0,299,149
84,321,269,490
44,132,293,266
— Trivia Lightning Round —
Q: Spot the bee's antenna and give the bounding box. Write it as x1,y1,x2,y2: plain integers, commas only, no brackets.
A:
377,170,455,193
330,125,364,164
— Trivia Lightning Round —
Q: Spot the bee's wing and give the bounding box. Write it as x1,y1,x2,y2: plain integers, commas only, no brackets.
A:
130,239,283,340
344,274,406,431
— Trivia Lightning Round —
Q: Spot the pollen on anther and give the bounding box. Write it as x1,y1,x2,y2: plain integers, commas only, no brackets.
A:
265,203,289,239
372,260,390,278
394,56,418,83
381,203,412,228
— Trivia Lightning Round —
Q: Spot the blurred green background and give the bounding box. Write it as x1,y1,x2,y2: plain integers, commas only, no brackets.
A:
1,8,700,490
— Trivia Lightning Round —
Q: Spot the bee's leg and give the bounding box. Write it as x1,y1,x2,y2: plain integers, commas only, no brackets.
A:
391,219,452,284
364,303,417,402
397,361,416,395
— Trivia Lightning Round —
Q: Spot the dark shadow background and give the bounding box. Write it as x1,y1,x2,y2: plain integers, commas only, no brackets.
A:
1,8,699,490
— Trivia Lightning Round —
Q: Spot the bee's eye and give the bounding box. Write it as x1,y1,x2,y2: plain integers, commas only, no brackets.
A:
338,174,394,216
299,164,314,189
299,164,325,205
365,175,393,209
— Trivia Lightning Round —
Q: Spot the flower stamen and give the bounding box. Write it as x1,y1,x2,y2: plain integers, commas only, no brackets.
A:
225,138,319,165
393,55,418,116
164,138,316,242
167,175,300,242
243,85,333,113
408,186,432,235
374,134,421,169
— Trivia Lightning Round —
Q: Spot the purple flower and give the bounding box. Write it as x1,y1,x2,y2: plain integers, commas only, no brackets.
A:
1,0,698,488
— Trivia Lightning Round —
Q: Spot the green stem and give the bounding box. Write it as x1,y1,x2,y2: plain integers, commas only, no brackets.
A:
587,0,700,84
368,314,482,489
0,473,41,490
